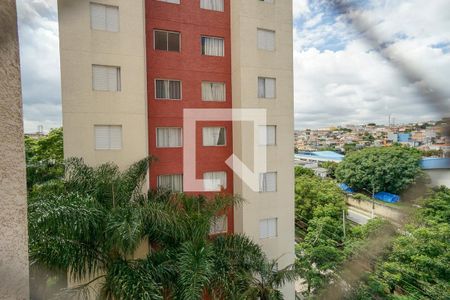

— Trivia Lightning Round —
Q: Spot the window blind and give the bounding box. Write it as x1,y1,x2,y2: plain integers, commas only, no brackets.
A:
95,125,122,150
201,37,224,56
203,171,227,191
259,218,277,239
203,127,226,146
92,65,120,91
257,29,275,51
200,0,224,12
259,172,277,192
202,82,225,101
156,128,182,147
157,174,183,192
90,3,119,32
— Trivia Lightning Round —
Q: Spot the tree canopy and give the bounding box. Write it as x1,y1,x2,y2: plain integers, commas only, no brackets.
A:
25,127,64,189
29,157,297,299
335,146,422,194
346,187,450,300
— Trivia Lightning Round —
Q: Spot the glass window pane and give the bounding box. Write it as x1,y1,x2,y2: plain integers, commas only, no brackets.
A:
155,31,167,50
156,80,166,98
169,81,181,99
168,32,180,51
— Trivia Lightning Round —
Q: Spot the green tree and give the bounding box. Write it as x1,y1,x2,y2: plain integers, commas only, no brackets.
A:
344,143,357,153
319,161,339,179
295,166,315,178
25,127,64,189
345,187,450,300
29,157,296,299
295,175,346,229
335,146,422,195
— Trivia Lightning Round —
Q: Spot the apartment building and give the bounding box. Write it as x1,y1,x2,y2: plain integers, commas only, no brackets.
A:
58,0,294,297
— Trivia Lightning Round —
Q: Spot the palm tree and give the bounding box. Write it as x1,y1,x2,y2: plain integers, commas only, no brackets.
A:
29,157,298,299
243,258,299,300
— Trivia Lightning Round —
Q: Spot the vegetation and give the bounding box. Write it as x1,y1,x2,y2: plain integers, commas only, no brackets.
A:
29,157,297,299
335,146,422,195
346,187,450,299
294,166,315,178
319,161,338,179
294,169,398,298
25,127,64,189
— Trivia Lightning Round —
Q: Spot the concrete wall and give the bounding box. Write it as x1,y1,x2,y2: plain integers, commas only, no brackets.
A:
0,1,30,299
231,0,295,298
347,197,404,223
58,0,148,170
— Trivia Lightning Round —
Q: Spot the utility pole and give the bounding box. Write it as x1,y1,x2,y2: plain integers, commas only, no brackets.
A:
342,209,346,239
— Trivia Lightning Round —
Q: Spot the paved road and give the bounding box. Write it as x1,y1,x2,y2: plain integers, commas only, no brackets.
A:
347,207,373,225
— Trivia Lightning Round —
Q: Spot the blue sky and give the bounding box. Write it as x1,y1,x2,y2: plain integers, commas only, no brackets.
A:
17,0,450,132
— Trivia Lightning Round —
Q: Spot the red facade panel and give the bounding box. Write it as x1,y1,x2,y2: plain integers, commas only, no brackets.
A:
145,0,233,232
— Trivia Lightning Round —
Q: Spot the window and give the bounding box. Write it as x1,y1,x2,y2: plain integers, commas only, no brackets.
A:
95,125,122,150
201,36,224,56
257,28,275,51
156,128,182,148
157,174,183,192
154,30,180,52
158,0,180,3
92,65,121,92
260,218,277,239
155,80,181,100
210,215,228,234
258,77,276,98
200,0,224,11
258,125,276,145
202,82,226,101
259,172,277,192
203,171,227,191
203,127,226,146
90,3,119,32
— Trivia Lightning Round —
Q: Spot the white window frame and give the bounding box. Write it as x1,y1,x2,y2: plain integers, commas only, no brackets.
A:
156,127,183,148
201,81,226,102
203,171,227,191
92,65,121,92
202,127,226,146
259,0,275,4
201,36,225,57
259,171,277,192
157,174,183,192
260,218,278,239
200,0,225,12
210,215,228,234
154,30,181,52
155,79,182,100
157,0,180,4
258,125,277,146
94,125,122,150
258,77,276,99
90,2,119,32
257,28,276,51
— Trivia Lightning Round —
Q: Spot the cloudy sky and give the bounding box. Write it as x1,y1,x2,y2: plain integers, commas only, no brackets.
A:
17,0,450,132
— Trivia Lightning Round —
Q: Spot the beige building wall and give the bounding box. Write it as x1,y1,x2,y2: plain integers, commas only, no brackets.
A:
231,0,295,298
58,0,148,170
0,1,30,299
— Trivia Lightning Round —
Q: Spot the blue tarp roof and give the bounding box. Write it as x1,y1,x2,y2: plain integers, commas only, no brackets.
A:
374,192,400,203
296,151,345,161
421,158,450,170
339,183,354,193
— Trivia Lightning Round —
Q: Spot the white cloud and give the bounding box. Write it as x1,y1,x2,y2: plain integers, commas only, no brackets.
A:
17,0,61,133
293,0,310,19
293,0,450,129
